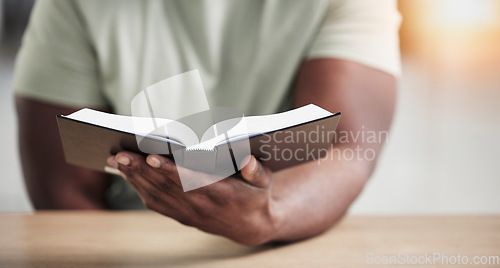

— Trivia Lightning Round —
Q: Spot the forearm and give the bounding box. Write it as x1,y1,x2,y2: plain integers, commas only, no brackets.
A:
269,145,373,242
16,95,110,210
29,189,107,210
267,58,397,242
20,145,110,209
23,170,109,210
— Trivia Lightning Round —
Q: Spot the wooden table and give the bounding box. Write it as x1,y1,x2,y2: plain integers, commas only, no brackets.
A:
0,212,499,267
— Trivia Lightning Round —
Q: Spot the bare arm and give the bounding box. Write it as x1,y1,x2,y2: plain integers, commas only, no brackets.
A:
16,96,110,209
270,58,397,241
105,58,396,245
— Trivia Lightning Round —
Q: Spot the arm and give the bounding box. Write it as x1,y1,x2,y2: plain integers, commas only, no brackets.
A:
271,58,396,241
16,96,110,209
107,58,396,245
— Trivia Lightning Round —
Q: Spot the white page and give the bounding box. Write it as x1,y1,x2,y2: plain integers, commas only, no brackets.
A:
64,104,333,150
189,104,334,150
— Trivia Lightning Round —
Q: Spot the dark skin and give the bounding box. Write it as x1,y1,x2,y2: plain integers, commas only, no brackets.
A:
16,98,109,209
16,58,396,244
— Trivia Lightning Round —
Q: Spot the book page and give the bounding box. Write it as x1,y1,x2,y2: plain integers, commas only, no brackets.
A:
218,104,332,141
190,104,334,150
64,104,334,151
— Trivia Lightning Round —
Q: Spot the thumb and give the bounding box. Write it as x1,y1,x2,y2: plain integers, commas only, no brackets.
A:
240,155,272,188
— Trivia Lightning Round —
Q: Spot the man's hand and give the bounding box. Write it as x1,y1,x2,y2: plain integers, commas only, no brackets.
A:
106,58,396,245
107,152,278,245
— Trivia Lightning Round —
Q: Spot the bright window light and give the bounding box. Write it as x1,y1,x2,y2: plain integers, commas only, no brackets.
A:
433,0,498,28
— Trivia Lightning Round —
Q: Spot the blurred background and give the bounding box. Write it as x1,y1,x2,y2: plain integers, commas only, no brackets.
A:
1,0,499,213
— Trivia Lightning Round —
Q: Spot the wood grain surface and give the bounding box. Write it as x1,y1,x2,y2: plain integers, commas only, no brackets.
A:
0,212,499,267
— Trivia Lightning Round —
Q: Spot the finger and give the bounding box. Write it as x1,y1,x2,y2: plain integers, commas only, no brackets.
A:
240,155,272,188
146,153,218,191
115,151,148,174
124,173,149,204
113,153,197,226
115,151,166,184
106,155,119,169
106,155,126,177
112,153,178,210
146,154,182,187
114,152,159,190
115,152,179,192
126,172,181,217
147,154,234,196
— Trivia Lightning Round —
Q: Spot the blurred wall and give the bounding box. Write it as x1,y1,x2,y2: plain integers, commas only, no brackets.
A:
351,0,500,214
0,0,33,211
1,0,499,213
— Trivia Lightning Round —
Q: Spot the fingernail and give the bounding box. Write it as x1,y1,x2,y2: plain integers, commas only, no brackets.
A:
240,155,252,168
248,156,257,173
147,156,161,168
107,157,119,168
116,155,130,166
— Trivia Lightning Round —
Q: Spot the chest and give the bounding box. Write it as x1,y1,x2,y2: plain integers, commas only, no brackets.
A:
84,0,327,113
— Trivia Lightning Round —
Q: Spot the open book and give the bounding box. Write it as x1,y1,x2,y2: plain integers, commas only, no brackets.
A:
57,104,341,179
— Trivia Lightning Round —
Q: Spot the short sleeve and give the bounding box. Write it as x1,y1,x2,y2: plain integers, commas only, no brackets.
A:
13,0,107,107
306,0,402,76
